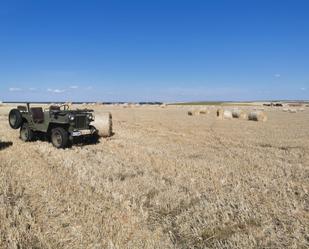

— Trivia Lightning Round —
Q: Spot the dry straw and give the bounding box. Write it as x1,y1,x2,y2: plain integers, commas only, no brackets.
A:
248,111,267,122
93,112,113,137
0,103,308,248
253,107,265,111
122,103,133,108
198,107,210,115
187,110,200,116
288,109,297,113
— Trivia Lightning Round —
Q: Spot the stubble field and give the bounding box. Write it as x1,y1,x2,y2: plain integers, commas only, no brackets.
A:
0,104,308,249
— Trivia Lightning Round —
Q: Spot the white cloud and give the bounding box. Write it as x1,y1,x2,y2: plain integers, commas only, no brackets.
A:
29,87,37,91
9,87,22,91
85,86,93,90
47,88,65,93
300,87,306,91
274,74,281,78
54,89,65,93
70,85,78,89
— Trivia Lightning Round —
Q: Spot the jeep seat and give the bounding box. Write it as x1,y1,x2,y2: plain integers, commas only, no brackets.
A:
17,106,27,111
30,107,44,123
49,105,60,111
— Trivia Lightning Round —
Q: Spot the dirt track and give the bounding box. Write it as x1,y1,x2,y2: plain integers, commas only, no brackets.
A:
0,104,308,249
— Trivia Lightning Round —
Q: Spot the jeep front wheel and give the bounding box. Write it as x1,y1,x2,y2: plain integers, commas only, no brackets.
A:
51,127,68,148
20,122,34,142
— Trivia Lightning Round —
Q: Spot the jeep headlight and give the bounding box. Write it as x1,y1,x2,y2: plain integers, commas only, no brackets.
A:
87,114,94,121
69,114,75,121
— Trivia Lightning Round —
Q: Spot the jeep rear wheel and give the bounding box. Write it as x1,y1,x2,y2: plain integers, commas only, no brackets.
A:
20,122,34,142
51,127,68,148
9,109,23,129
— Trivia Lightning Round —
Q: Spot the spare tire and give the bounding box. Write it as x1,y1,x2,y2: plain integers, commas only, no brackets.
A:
9,109,23,129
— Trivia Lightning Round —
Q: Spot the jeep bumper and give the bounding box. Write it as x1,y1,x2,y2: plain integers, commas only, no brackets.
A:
70,128,97,137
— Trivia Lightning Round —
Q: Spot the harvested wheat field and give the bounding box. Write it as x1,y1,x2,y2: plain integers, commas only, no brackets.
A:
0,104,308,249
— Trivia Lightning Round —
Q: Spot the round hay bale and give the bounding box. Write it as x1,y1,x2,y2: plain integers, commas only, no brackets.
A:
232,109,247,119
282,108,289,112
248,111,267,122
93,112,113,137
223,110,233,119
298,108,305,112
217,109,232,119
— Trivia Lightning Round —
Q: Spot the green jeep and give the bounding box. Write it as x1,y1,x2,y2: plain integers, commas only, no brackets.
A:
8,103,112,148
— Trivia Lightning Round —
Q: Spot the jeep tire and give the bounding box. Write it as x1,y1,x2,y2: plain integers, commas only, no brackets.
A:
51,127,69,148
20,122,34,142
9,109,23,129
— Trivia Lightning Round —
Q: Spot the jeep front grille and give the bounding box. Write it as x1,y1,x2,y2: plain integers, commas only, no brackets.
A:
75,116,87,129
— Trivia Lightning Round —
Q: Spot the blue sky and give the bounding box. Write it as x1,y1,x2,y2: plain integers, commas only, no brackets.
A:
0,0,308,102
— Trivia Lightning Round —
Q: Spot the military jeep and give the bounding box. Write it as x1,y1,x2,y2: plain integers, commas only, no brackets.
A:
8,103,112,148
